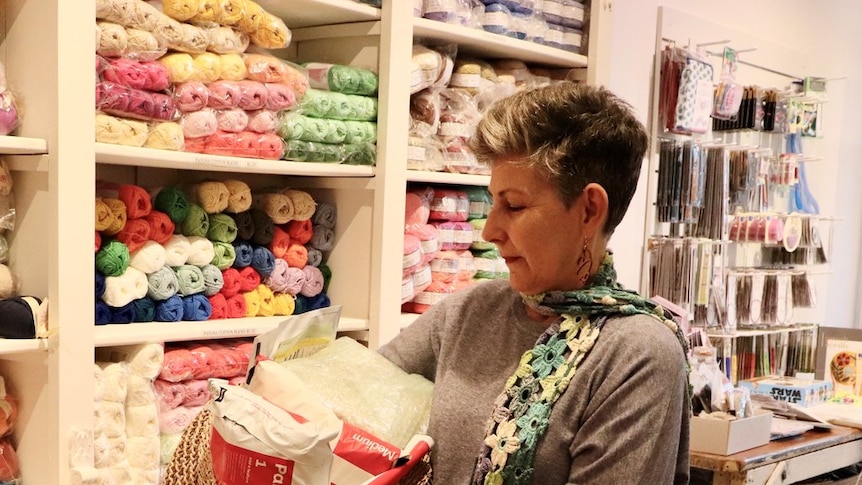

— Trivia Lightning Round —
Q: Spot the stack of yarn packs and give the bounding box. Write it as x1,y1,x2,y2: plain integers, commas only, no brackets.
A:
94,0,298,159
94,180,335,325
402,184,507,314
93,343,165,485
156,339,252,470
279,62,379,165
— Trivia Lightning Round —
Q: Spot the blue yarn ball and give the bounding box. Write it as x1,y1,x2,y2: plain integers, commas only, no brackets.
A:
95,301,112,326
132,297,156,322
182,294,212,321
232,240,254,268
155,295,184,322
251,246,275,278
307,293,330,311
109,302,136,324
95,270,106,300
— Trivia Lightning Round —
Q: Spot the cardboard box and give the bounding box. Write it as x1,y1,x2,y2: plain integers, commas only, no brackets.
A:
690,410,772,455
738,376,833,407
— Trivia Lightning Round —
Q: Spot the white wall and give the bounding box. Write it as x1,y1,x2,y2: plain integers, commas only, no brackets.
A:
605,0,862,328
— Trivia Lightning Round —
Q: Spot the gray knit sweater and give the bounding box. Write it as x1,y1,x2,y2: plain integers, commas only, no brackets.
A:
379,279,690,485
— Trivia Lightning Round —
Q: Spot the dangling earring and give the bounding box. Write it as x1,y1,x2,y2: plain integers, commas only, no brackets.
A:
576,238,592,286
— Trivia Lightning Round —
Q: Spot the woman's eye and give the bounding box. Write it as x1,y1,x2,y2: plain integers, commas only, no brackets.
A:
507,204,525,212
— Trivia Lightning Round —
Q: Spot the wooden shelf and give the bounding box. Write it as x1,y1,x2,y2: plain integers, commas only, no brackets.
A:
94,316,369,346
413,18,588,68
256,0,380,29
95,143,375,177
406,170,490,186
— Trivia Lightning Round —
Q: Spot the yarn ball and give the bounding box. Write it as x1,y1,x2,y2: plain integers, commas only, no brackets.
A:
145,122,185,151
318,262,332,294
147,266,180,301
285,219,313,245
230,211,255,241
300,265,324,297
194,181,230,214
173,81,209,112
185,236,216,266
109,301,136,324
225,293,247,318
311,201,336,229
181,203,210,238
95,271,107,300
129,241,167,274
310,225,335,251
219,268,241,298
222,180,252,213
237,266,260,293
96,240,130,277
118,184,153,219
272,293,295,316
95,198,115,232
115,218,151,253
96,300,112,326
143,211,176,245
164,234,192,267
250,208,274,246
181,294,212,321
207,214,238,243
101,198,128,236
264,258,289,293
255,284,275,317
208,293,228,320
246,109,278,134
132,297,156,322
252,193,294,225
231,240,253,268
251,246,275,278
268,226,290,258
283,266,306,296
284,243,308,268
211,242,237,270
154,187,190,224
281,189,316,221
306,248,323,267
173,265,206,296
200,264,224,296
154,295,184,322
243,291,260,317
0,265,16,299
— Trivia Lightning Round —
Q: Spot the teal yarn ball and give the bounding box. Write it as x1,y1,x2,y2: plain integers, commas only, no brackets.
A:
200,264,224,296
173,265,206,296
207,213,238,243
96,240,130,277
154,186,190,224
181,203,210,238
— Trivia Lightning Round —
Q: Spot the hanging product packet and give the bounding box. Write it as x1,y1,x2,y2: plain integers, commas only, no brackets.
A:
712,46,744,121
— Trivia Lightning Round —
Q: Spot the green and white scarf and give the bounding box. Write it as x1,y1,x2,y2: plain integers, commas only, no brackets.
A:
471,252,689,485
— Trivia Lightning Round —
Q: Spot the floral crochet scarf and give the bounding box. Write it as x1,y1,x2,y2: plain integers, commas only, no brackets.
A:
471,252,689,485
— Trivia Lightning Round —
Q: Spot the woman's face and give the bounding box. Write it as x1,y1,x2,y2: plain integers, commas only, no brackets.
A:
482,161,588,295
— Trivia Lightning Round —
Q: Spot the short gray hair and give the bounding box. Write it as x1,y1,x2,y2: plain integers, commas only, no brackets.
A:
469,82,648,235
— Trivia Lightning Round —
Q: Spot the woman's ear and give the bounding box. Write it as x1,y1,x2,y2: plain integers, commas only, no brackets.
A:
579,183,609,233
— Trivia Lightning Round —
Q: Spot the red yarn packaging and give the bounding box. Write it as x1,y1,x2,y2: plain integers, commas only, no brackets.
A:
428,188,468,221
430,250,459,283
405,223,439,264
96,82,179,121
95,231,102,252
451,221,473,250
411,280,457,313
183,136,207,153
0,377,18,437
0,440,19,483
431,221,456,250
403,234,422,277
405,187,433,226
101,57,171,92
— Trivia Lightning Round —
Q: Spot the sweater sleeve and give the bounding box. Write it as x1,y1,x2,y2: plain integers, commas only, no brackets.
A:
565,316,690,485
377,299,447,382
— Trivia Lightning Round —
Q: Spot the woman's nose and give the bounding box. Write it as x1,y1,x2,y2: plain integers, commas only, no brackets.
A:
482,207,502,244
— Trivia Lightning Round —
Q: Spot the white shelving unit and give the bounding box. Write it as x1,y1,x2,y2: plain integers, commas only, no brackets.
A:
0,0,612,481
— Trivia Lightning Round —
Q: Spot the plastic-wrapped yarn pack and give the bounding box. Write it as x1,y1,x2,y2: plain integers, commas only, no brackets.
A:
279,336,433,448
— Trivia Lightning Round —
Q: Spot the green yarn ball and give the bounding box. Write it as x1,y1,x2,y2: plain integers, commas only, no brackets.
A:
96,240,130,277
318,262,332,294
154,186,190,224
211,242,237,270
181,203,210,238
207,214,238,243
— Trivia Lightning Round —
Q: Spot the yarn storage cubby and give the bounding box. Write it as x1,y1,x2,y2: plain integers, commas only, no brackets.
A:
0,0,611,481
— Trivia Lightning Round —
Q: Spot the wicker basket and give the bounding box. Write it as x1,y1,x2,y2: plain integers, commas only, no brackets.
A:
163,406,433,485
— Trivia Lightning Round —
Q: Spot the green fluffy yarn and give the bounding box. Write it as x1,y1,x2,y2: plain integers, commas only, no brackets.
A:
173,265,206,296
211,242,237,270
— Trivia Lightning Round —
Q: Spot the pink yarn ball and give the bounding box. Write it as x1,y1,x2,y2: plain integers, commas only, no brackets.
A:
173,82,209,112
246,110,278,134
206,80,242,110
263,82,295,111
216,108,249,133
181,108,218,138
235,80,268,111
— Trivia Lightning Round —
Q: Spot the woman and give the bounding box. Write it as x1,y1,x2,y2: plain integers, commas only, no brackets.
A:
380,83,690,484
